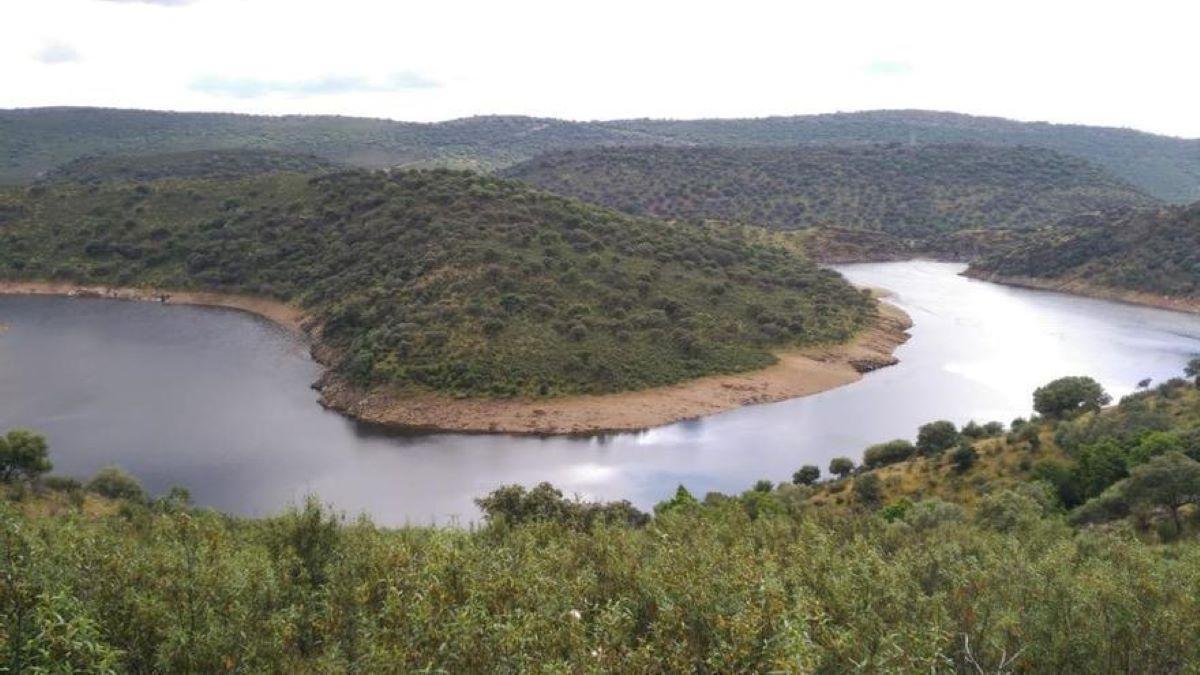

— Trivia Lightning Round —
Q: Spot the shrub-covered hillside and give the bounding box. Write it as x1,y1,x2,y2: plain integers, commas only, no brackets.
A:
503,144,1157,237
5,369,1200,671
0,166,874,397
970,203,1200,298
41,149,340,184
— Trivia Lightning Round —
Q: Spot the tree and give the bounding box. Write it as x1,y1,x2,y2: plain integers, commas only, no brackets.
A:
792,465,820,486
752,479,773,493
951,444,978,473
654,484,700,515
829,457,855,479
0,429,52,482
1124,452,1200,533
1186,358,1200,387
916,420,959,456
1032,376,1111,418
862,440,916,469
854,473,882,508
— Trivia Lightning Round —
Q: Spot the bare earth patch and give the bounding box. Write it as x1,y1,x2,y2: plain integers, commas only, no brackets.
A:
961,270,1200,315
1,280,911,435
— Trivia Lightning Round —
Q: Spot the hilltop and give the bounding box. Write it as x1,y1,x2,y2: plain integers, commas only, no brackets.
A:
3,107,1198,201
0,163,879,430
503,144,1156,237
968,203,1200,306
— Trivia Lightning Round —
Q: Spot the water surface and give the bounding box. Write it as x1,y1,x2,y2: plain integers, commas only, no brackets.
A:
3,261,1199,524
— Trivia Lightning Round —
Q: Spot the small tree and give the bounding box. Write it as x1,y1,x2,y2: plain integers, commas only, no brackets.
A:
917,420,959,456
854,473,882,508
0,429,52,482
951,443,978,473
863,439,916,469
792,465,820,486
1032,376,1111,418
1186,358,1200,387
829,457,855,479
752,479,773,493
1124,452,1200,534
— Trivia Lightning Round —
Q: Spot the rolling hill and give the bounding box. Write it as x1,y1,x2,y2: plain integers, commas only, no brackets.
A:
968,202,1200,299
3,107,1198,202
40,148,340,184
0,161,874,399
503,144,1157,237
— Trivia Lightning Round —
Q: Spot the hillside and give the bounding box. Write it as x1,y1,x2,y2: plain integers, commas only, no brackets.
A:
4,371,1200,671
969,203,1200,300
0,165,874,404
503,144,1157,237
3,107,1198,202
41,148,340,184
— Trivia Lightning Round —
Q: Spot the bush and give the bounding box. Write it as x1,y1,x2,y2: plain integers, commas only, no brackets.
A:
951,444,978,473
974,489,1045,532
85,466,146,501
863,439,916,469
917,420,959,456
854,473,882,508
902,498,966,530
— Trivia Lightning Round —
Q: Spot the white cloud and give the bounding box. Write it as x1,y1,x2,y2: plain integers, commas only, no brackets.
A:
1,0,1198,138
33,40,81,65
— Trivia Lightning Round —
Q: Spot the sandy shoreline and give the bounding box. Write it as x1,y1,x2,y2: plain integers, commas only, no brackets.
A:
1,279,911,435
961,269,1200,316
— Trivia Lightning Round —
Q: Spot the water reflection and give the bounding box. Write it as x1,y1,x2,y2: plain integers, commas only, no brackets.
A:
2,261,1199,524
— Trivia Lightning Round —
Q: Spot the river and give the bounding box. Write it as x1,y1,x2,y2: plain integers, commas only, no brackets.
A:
2,261,1198,524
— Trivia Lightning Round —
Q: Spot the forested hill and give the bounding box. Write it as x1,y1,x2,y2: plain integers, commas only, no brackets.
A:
969,203,1200,298
503,144,1157,237
42,149,340,184
0,165,873,398
3,107,1198,202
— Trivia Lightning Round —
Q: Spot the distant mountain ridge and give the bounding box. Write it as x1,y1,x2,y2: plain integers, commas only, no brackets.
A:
502,144,1158,237
3,107,1198,202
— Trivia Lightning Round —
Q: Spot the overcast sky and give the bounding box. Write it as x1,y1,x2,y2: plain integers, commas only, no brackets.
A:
5,0,1198,137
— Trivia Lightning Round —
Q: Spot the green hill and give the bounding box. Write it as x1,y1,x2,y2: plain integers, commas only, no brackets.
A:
502,144,1157,237
969,203,1200,298
0,164,873,398
41,148,340,184
4,107,1198,202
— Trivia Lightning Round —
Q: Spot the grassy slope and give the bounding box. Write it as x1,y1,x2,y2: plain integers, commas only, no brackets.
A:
0,165,873,398
502,144,1157,237
4,107,1198,202
6,381,1200,671
970,203,1200,298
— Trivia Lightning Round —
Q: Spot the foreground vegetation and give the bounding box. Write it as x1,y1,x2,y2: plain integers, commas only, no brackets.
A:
970,202,1200,298
0,162,873,398
4,368,1200,671
5,108,1197,202
503,144,1155,238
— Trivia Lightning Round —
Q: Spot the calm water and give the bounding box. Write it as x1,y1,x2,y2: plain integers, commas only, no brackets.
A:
2,261,1199,524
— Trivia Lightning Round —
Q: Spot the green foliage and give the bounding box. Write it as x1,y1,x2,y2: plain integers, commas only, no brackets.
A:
504,145,1156,237
85,466,145,502
862,439,917,469
478,482,650,529
854,473,883,508
950,443,978,473
1033,376,1111,418
0,168,874,398
972,203,1200,299
1123,452,1200,532
792,464,820,486
0,430,51,482
829,456,855,479
1187,357,1200,385
916,420,960,456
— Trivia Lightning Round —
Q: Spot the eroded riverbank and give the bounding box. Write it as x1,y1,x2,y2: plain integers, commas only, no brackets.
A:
961,270,1200,316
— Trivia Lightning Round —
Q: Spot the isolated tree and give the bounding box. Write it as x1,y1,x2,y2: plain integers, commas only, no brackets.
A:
792,465,821,486
1032,376,1111,418
917,420,959,456
0,429,52,482
854,473,882,508
829,457,855,479
1186,358,1200,387
1124,452,1200,533
951,443,978,473
863,439,916,469
86,466,145,501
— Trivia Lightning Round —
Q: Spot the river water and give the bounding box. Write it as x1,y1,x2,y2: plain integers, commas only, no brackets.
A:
2,261,1198,524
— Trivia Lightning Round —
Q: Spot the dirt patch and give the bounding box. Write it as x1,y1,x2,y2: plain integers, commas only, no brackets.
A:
962,270,1200,315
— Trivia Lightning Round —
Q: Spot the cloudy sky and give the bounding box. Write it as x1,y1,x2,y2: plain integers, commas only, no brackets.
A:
5,0,1198,137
